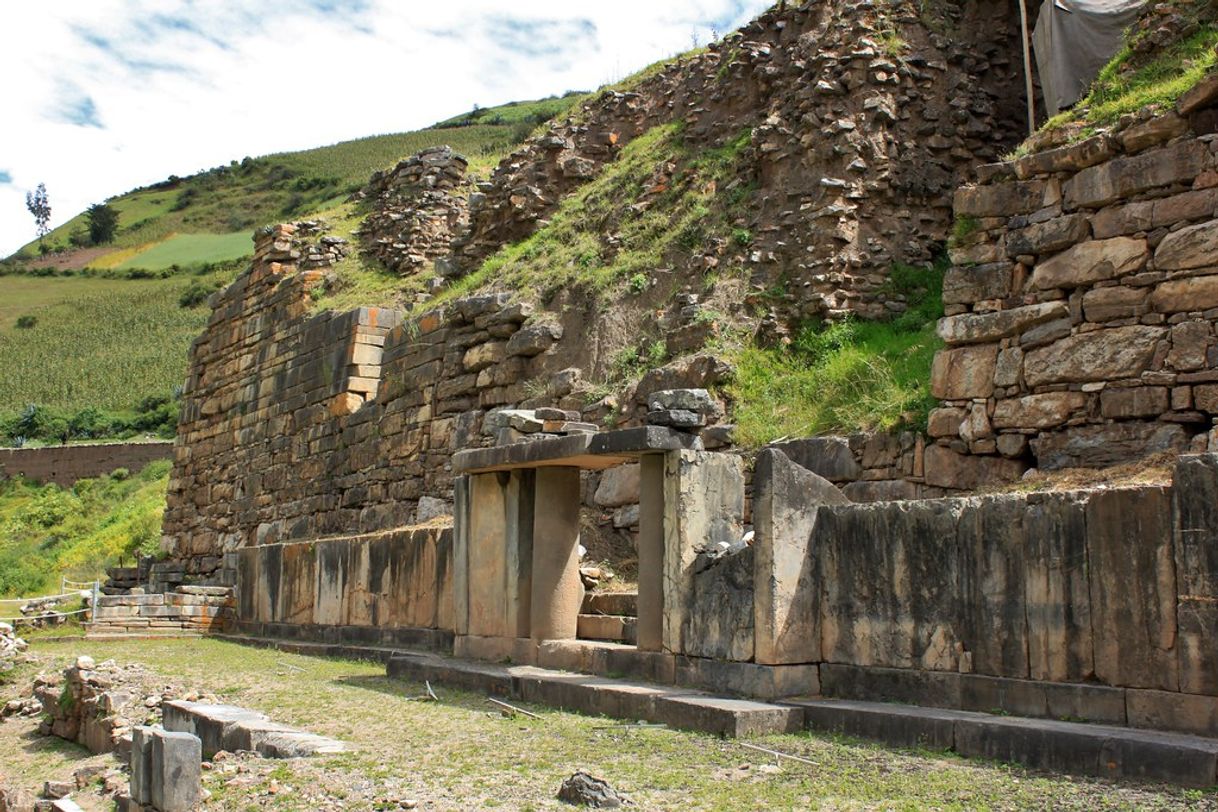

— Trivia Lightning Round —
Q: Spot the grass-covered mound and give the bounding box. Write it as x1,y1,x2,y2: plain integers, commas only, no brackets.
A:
0,460,169,597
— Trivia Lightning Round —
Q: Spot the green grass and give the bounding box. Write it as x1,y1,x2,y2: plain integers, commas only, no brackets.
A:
0,273,227,412
1041,13,1218,131
0,460,169,597
0,638,1209,809
114,231,252,270
726,261,947,447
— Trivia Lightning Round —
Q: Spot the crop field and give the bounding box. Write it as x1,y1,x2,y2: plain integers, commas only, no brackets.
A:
0,274,221,411
113,231,252,270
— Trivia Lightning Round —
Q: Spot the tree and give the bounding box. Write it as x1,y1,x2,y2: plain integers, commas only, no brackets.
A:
25,183,51,250
85,202,119,244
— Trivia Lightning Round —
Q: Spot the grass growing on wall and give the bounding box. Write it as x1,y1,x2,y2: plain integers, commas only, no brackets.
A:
726,261,946,447
0,460,170,597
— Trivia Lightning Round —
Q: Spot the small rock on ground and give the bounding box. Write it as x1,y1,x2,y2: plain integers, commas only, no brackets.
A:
557,771,622,808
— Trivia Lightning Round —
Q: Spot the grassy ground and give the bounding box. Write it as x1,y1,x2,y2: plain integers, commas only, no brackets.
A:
0,461,169,597
111,232,252,271
0,638,1212,810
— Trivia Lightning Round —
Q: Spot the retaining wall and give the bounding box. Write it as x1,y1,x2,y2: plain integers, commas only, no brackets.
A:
0,441,172,487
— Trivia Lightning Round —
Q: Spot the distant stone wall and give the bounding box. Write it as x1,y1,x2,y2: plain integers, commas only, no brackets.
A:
233,526,453,650
934,77,1218,476
0,441,172,487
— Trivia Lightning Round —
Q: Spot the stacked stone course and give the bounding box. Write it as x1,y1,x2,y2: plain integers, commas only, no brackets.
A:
933,73,1218,476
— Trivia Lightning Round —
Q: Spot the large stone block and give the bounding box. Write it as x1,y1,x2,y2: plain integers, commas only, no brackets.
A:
1155,219,1218,271
992,392,1086,430
768,437,861,482
942,263,1012,306
150,730,202,812
1023,325,1163,386
1004,213,1090,258
1031,237,1148,290
937,302,1067,346
465,470,535,639
929,345,997,399
1086,487,1179,691
1081,286,1147,322
1149,274,1218,313
683,547,755,661
1023,493,1094,683
1032,422,1189,470
956,496,1029,678
954,179,1060,218
1172,454,1218,695
1100,386,1169,419
922,445,1025,490
1065,140,1211,209
753,449,848,665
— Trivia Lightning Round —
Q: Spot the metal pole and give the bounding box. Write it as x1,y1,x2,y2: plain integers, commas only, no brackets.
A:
1020,0,1036,136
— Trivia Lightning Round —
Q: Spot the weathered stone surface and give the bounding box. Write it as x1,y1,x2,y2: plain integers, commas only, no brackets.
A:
1195,384,1218,413
593,463,640,507
684,545,754,661
992,392,1087,429
1013,135,1114,179
150,730,202,812
1024,493,1093,683
993,347,1024,387
1178,71,1218,116
927,407,964,438
954,179,1060,218
557,772,622,809
957,496,1031,677
1065,140,1210,209
505,323,562,357
1030,236,1148,290
1004,214,1090,258
1172,454,1218,695
942,263,1011,305
1031,422,1189,470
753,449,848,665
1154,218,1218,271
1091,200,1154,239
930,345,998,400
1081,286,1147,322
634,354,733,401
1086,487,1179,691
1126,689,1218,738
769,437,862,482
647,388,717,415
922,445,1025,490
462,341,508,372
1100,386,1169,419
1149,274,1218,313
1023,326,1164,386
937,302,1067,346
1120,113,1188,153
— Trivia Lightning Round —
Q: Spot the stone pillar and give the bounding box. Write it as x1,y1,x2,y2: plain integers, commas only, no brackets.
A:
464,470,535,639
453,475,470,635
636,454,666,651
151,730,203,812
530,467,582,641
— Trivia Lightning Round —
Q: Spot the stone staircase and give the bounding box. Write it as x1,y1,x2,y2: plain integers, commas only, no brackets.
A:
577,591,637,645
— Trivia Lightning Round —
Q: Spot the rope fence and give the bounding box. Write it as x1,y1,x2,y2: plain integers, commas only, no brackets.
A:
0,590,89,605
0,606,93,624
0,577,102,625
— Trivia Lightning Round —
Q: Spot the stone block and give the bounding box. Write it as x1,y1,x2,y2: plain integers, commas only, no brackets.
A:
505,323,562,357
1013,134,1114,178
1172,454,1218,695
936,302,1067,346
1024,493,1094,683
1030,236,1148,290
1023,325,1163,386
752,449,848,665
1086,487,1179,691
150,730,201,812
929,345,997,399
1150,274,1218,313
992,392,1086,430
922,445,1025,490
1081,286,1147,322
1127,689,1218,737
1100,386,1169,418
927,407,964,438
1155,218,1218,271
674,659,820,700
768,437,861,482
129,727,154,805
1167,321,1211,372
957,495,1030,678
942,263,1011,306
798,699,965,750
1120,113,1188,153
819,663,963,708
954,179,1060,218
1065,140,1210,209
1091,200,1154,239
1005,213,1091,258
1032,422,1189,470
593,464,640,507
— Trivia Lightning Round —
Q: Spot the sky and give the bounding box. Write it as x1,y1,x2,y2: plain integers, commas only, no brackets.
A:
0,1,772,256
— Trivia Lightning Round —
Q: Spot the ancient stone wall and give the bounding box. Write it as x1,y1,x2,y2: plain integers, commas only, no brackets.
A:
933,76,1218,474
0,442,172,487
234,526,453,651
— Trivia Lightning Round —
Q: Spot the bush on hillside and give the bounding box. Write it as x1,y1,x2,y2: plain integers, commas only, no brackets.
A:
15,315,37,329
0,395,180,446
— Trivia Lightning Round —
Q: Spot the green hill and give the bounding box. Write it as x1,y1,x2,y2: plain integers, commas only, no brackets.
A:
0,95,583,445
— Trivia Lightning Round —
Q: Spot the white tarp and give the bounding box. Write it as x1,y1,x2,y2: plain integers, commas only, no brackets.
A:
1033,0,1147,115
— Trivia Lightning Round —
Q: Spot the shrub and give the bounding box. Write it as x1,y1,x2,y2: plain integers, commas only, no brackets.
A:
15,315,37,329
179,279,217,308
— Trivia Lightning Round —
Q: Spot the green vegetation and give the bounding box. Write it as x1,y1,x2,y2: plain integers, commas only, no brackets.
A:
112,231,253,271
1,639,1208,808
440,123,754,306
0,273,225,416
0,399,178,446
0,460,169,597
726,260,947,447
1043,8,1218,130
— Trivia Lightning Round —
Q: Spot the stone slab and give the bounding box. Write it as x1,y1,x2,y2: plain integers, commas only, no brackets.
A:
453,427,701,473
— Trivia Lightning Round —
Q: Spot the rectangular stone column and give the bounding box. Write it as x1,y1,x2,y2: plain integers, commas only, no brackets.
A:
530,467,582,641
464,470,535,639
636,454,666,651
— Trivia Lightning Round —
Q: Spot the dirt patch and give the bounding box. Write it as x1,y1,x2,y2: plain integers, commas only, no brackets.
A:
982,452,1176,495
15,246,115,271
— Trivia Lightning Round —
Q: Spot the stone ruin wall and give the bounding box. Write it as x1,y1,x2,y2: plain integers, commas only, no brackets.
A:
931,75,1218,480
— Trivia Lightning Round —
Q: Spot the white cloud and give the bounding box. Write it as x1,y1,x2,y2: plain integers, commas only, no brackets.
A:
0,0,770,255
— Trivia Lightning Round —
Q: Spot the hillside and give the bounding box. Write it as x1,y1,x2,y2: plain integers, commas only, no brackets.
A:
0,95,582,445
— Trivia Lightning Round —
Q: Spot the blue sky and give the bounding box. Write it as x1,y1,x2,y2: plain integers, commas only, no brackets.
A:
0,1,769,255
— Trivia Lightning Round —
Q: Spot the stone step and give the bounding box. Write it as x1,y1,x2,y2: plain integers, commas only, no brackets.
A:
576,614,637,644
84,631,203,641
386,651,802,738
580,591,637,617
790,698,1218,787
